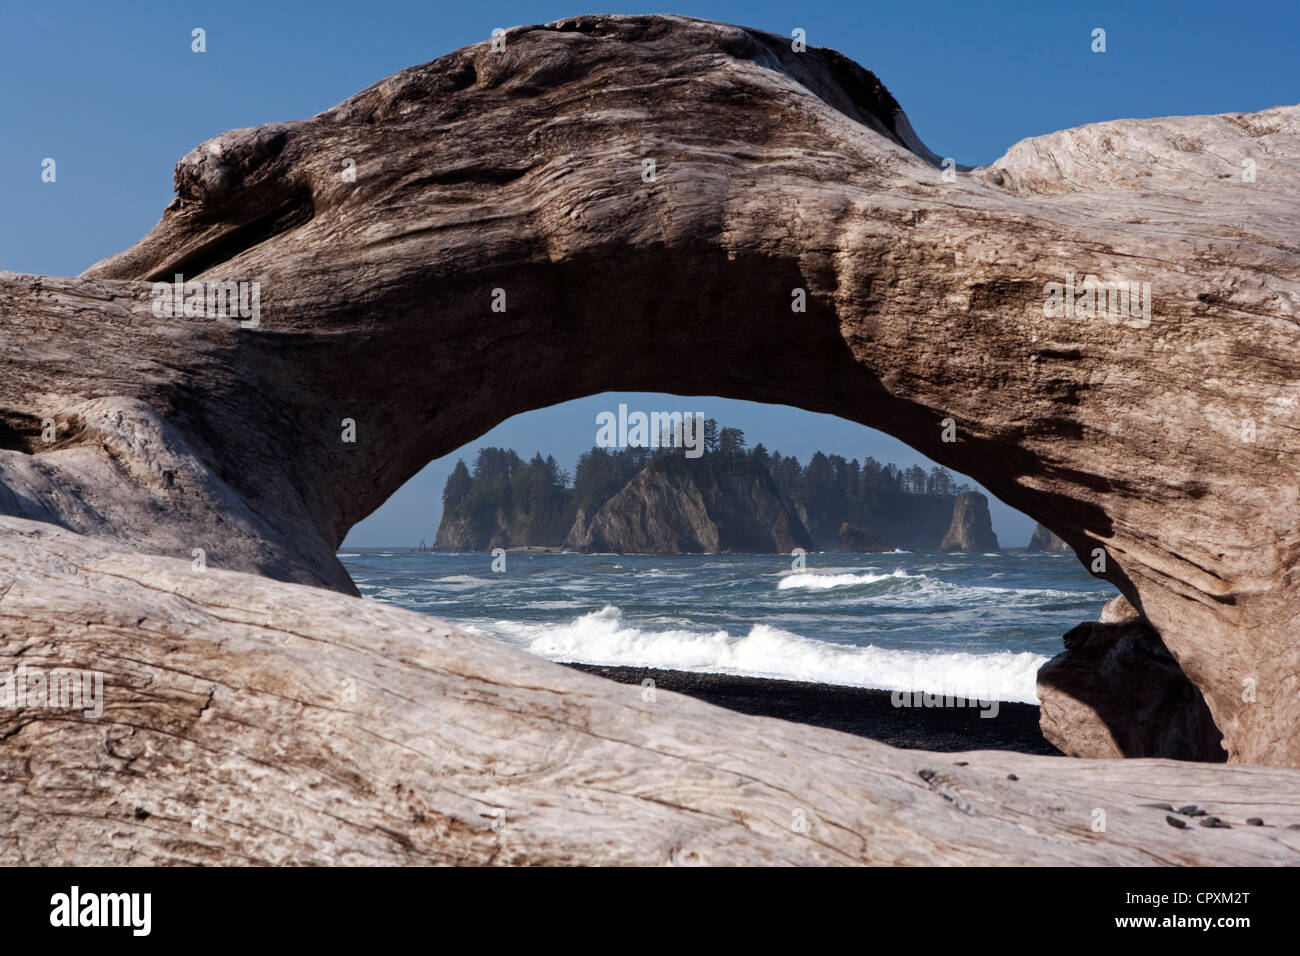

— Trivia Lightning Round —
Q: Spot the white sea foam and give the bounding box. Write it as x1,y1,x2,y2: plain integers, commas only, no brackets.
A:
776,569,1094,608
777,569,913,590
432,574,493,587
362,586,414,601
463,606,1047,703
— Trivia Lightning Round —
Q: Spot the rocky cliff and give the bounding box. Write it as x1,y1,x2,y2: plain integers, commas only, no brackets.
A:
434,510,509,551
939,493,1000,552
1027,522,1072,553
569,459,813,553
838,522,892,552
438,450,998,554
831,492,987,552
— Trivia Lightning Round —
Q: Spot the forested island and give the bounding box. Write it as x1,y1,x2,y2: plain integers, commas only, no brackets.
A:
433,422,1001,553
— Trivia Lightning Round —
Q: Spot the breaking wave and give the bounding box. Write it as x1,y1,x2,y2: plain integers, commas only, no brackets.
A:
463,605,1048,703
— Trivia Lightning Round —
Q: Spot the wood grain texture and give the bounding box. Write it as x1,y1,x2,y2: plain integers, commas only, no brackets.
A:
2,13,1300,862
3,517,1298,865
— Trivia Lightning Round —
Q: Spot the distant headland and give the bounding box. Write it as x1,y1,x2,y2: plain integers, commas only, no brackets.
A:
434,420,1000,554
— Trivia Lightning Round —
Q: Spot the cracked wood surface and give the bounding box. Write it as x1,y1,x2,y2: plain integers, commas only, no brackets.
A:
2,13,1300,864
2,517,1298,865
0,14,1296,763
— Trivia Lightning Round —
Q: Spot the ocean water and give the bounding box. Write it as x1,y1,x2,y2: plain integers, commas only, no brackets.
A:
340,551,1116,704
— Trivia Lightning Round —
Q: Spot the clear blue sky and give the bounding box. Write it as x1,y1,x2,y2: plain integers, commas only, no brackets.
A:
4,1,1295,546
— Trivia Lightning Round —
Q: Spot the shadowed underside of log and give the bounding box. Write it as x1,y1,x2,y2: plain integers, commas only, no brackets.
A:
1,14,1299,863
2,518,1298,865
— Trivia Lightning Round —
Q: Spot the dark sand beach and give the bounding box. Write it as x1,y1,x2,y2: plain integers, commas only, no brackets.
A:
566,663,1063,756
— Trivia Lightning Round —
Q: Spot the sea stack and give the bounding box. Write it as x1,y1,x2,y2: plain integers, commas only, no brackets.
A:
1027,523,1072,553
570,460,813,554
938,493,1000,552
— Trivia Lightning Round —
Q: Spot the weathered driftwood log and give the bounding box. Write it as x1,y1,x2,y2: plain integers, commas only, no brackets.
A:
1039,597,1228,761
1,14,1299,862
3,517,1298,865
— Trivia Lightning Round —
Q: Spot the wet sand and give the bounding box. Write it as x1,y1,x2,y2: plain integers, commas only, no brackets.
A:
564,663,1062,756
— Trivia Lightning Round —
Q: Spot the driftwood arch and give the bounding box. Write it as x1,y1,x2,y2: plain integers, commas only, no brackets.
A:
3,14,1300,865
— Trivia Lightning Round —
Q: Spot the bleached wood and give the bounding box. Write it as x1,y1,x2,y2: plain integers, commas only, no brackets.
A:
2,15,1300,862
2,518,1297,865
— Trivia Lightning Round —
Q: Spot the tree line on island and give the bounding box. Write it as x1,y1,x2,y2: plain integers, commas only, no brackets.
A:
434,421,1068,554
